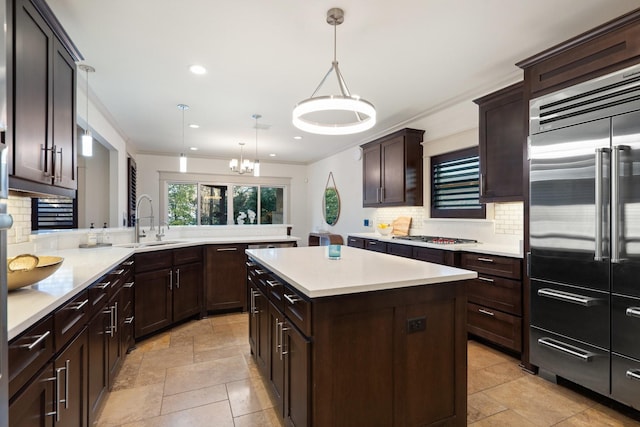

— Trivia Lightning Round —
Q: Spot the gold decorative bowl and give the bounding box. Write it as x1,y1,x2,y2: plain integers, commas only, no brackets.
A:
7,254,64,291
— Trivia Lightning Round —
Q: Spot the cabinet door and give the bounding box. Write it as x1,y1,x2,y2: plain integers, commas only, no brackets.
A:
269,301,285,415
476,82,525,202
134,268,172,338
9,363,54,427
120,280,135,356
248,280,260,356
362,144,381,206
107,291,123,389
87,308,108,426
12,0,53,184
173,262,202,322
380,136,406,204
51,38,77,190
54,328,88,427
284,322,310,427
256,288,270,374
206,245,247,311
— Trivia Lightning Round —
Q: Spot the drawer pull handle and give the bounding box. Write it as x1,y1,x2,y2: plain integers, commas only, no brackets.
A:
626,307,640,318
477,276,494,283
111,269,125,275
477,257,494,263
22,330,51,351
537,288,602,307
537,337,594,362
255,269,265,275
70,299,88,311
217,247,238,252
246,262,256,268
95,281,111,290
284,293,301,305
266,280,280,288
626,370,640,381
478,308,494,317
124,281,135,288
123,260,135,266
124,316,135,325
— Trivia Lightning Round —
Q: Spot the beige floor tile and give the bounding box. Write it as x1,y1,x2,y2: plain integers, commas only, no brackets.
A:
233,407,284,427
163,355,251,396
469,409,539,426
468,340,516,370
194,343,246,363
209,312,249,327
193,330,245,352
468,360,526,394
484,375,594,426
111,357,142,391
169,334,193,347
122,400,234,427
134,331,171,352
134,365,167,387
555,403,640,426
96,383,164,426
170,319,214,338
160,384,228,415
467,391,508,423
226,377,275,417
139,342,194,371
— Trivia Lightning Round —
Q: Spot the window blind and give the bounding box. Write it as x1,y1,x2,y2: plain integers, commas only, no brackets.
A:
432,154,482,211
32,198,77,230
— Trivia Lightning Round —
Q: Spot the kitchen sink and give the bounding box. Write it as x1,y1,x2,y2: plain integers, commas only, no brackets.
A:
118,240,184,248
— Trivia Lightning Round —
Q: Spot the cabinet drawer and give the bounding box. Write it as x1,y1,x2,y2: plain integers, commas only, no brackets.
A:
531,280,609,349
9,315,54,399
612,294,640,360
365,239,386,253
386,242,413,259
88,275,111,317
611,353,640,410
461,253,521,279
413,247,445,264
135,250,172,273
54,290,89,352
174,246,202,265
530,327,609,396
284,286,311,337
467,275,522,316
467,302,522,352
347,236,365,248
265,274,285,312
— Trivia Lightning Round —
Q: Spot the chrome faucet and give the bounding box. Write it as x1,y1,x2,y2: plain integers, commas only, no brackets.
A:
156,221,169,241
135,194,154,243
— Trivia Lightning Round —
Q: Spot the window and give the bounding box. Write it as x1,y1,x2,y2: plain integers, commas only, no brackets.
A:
167,183,197,225
31,197,77,230
430,147,485,219
163,176,288,226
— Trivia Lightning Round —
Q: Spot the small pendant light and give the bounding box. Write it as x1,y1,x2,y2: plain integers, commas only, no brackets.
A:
177,104,189,173
253,114,261,177
79,64,95,157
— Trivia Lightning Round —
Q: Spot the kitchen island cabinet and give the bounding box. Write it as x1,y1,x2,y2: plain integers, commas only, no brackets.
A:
205,244,247,312
247,246,475,426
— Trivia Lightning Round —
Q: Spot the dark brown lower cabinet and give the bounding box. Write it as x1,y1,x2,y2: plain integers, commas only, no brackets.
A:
173,261,202,322
54,328,89,427
269,301,285,412
134,268,173,338
9,363,54,427
283,321,310,427
206,244,248,312
107,290,123,388
88,298,109,426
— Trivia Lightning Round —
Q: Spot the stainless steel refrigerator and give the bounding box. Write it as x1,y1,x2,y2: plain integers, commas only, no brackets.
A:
0,0,8,424
529,63,640,409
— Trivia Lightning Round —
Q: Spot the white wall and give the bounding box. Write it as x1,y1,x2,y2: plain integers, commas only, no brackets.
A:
77,141,110,228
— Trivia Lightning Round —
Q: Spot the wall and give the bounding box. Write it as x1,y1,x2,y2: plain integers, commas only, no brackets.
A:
77,140,110,228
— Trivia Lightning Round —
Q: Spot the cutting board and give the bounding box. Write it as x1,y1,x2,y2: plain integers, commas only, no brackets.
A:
392,217,411,236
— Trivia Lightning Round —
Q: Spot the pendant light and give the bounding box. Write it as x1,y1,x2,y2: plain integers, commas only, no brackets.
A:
229,142,253,174
177,104,189,173
292,8,375,135
79,64,95,156
252,114,261,177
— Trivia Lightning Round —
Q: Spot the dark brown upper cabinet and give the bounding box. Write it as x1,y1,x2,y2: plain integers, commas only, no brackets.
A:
361,128,425,207
473,82,525,203
7,0,82,197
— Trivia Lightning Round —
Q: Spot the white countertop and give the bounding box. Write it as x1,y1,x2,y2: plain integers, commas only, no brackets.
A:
246,246,477,298
348,233,523,258
7,235,299,340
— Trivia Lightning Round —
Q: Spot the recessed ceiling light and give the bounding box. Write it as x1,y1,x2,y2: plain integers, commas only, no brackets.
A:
189,64,207,75
189,123,200,128
269,153,276,157
293,136,302,140
189,147,198,151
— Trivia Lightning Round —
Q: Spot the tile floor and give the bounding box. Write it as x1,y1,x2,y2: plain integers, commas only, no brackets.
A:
96,313,640,426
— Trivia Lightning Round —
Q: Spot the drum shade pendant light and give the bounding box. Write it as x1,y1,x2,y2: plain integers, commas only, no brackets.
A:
79,64,95,156
253,114,261,177
177,104,189,173
292,8,375,135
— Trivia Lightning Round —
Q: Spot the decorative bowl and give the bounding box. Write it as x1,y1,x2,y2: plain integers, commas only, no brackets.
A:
377,223,393,236
7,254,64,291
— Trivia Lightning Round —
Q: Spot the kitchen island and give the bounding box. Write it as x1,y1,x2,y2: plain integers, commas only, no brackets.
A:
246,245,476,427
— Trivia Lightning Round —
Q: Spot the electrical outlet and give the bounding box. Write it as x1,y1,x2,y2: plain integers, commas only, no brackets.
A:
407,316,426,333
364,219,370,227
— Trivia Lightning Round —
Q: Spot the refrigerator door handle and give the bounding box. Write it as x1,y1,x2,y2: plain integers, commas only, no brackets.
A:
611,145,630,263
594,148,609,261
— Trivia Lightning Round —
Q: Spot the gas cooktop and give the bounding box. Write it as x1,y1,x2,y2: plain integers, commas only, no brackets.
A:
393,235,478,245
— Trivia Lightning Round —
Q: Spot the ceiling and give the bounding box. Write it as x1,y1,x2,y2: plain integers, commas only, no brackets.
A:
49,0,639,164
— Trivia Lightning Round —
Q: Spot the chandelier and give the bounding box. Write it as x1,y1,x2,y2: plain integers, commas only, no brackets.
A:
229,142,253,174
292,8,376,135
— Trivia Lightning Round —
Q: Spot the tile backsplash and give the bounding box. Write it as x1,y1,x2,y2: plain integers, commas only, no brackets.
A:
494,202,524,236
8,194,32,244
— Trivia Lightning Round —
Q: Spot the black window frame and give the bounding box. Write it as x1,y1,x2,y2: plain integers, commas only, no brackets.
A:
430,147,486,219
31,197,78,230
